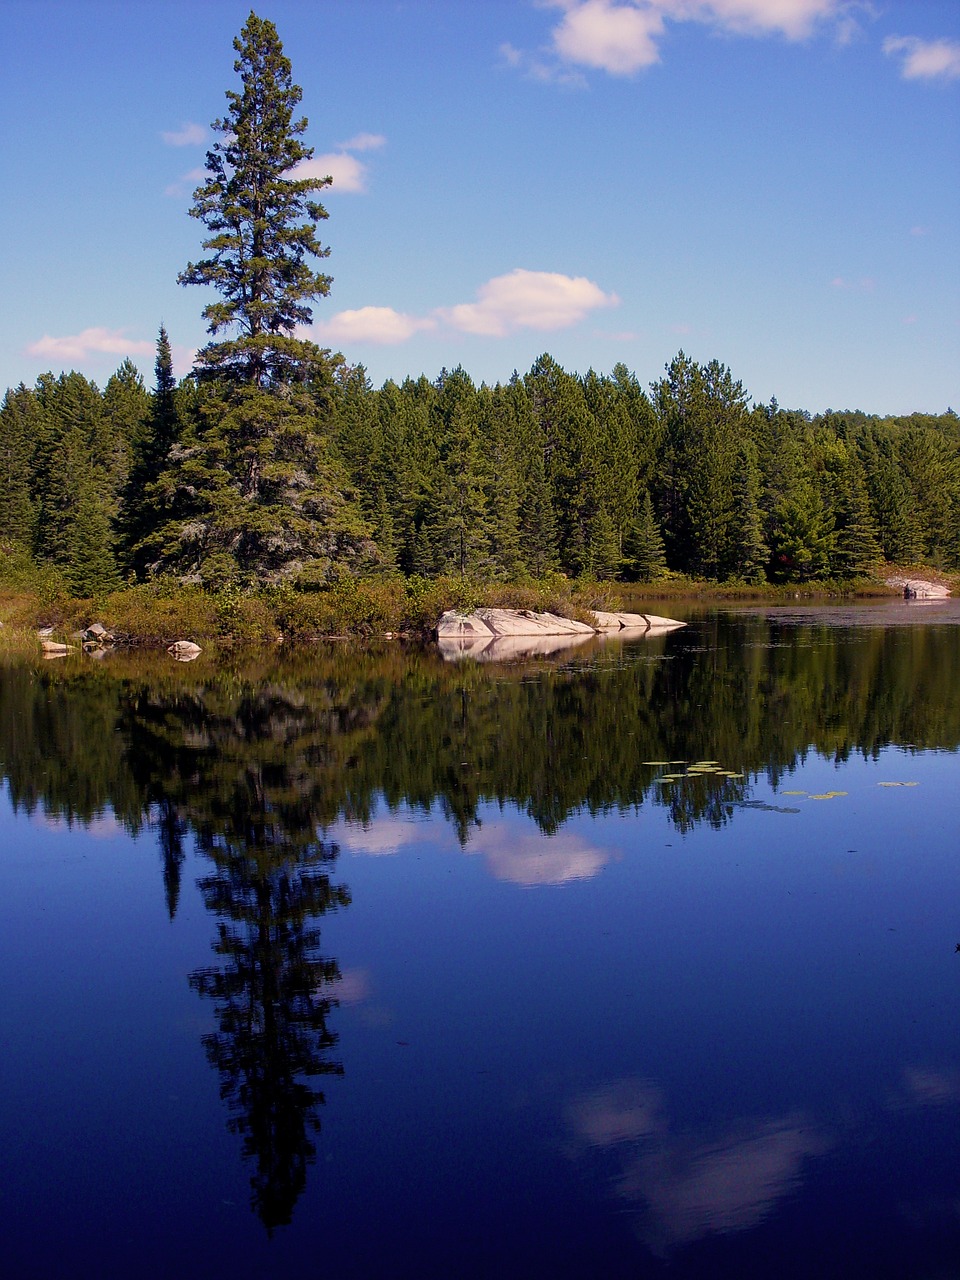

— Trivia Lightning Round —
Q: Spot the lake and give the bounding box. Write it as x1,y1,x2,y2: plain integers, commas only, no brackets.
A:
1,602,958,1278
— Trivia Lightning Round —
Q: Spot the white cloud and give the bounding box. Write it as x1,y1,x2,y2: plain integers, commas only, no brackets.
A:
164,166,207,198
161,121,206,146
315,306,437,346
314,269,617,347
439,268,619,337
26,327,153,363
679,0,846,40
883,35,960,82
830,275,875,292
336,131,386,152
298,152,368,193
527,0,850,78
551,0,665,75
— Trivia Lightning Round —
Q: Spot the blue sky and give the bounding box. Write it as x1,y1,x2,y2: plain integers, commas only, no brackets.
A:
2,0,958,413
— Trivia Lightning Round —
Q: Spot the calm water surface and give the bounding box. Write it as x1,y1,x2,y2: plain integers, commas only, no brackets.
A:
1,604,958,1278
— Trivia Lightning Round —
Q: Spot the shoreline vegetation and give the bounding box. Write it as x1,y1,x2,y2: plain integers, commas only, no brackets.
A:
3,14,958,661
1,551,955,656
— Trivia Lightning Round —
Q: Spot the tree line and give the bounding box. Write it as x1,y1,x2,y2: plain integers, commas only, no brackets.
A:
2,11,957,596
2,343,958,595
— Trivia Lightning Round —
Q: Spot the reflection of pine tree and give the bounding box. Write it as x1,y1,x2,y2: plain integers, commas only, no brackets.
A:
190,799,349,1232
157,799,187,921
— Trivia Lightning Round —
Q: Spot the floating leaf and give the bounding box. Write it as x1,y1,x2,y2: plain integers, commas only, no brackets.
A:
781,789,807,796
878,781,920,788
642,761,670,766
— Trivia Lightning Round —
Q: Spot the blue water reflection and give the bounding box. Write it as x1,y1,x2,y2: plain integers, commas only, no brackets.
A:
0,609,958,1277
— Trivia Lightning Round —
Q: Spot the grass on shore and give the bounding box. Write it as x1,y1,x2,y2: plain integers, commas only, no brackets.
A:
1,547,956,653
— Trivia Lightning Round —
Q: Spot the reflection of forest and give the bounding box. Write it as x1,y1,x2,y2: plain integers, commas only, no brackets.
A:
1,614,957,1227
2,614,958,848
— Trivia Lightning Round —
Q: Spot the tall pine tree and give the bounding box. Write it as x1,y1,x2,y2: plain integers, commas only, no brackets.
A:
157,12,367,584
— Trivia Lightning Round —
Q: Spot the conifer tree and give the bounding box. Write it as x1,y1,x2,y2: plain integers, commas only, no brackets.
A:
832,463,883,578
481,384,524,579
157,12,367,584
725,442,769,582
180,11,333,387
423,368,491,576
0,385,39,548
623,490,668,582
121,326,185,573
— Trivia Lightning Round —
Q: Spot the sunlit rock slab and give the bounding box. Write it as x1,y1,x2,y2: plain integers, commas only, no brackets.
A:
437,609,596,640
436,607,685,644
592,610,686,632
886,575,951,599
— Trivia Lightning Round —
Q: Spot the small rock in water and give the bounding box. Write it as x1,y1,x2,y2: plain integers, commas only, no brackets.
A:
167,640,202,661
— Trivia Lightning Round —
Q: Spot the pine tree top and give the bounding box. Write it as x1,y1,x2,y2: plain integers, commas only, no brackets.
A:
179,11,334,387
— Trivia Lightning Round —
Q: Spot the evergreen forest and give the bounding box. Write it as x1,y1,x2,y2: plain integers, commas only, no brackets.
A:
2,12,958,618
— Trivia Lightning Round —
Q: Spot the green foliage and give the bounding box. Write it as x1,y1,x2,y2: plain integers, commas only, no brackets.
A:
725,442,769,582
0,386,39,546
179,11,333,388
623,490,668,582
770,484,835,581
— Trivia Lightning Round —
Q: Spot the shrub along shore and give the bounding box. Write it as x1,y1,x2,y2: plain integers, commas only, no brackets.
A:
2,547,952,654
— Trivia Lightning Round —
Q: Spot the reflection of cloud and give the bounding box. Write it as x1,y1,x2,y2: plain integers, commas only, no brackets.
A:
567,1077,829,1252
336,810,611,885
334,967,372,1006
624,1117,828,1249
30,810,124,839
338,816,425,856
474,825,613,885
568,1077,665,1144
903,1067,960,1107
